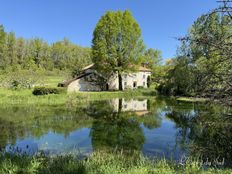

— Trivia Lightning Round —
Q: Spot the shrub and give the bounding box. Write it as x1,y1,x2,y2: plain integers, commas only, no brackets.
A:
137,86,144,89
32,87,65,95
0,69,46,89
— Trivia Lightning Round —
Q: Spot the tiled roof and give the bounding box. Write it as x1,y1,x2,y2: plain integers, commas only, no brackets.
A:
82,64,151,72
82,64,95,70
138,66,152,72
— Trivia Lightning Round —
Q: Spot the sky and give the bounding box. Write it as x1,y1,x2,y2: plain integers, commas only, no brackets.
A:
0,0,218,59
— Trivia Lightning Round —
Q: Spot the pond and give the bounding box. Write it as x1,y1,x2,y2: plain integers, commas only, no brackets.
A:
0,97,231,166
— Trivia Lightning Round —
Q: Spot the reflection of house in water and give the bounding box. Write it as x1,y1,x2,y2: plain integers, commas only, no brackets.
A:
111,98,149,116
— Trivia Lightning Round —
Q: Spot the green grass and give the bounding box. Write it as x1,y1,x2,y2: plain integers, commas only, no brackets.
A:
0,151,231,174
0,73,158,106
176,97,208,103
0,87,157,106
43,75,66,87
71,88,157,100
0,88,68,106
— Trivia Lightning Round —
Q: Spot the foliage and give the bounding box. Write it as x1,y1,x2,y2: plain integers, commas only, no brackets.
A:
0,68,46,89
51,38,92,73
32,87,65,95
0,25,92,73
143,48,162,69
157,2,232,103
92,10,145,90
157,54,195,96
85,100,145,152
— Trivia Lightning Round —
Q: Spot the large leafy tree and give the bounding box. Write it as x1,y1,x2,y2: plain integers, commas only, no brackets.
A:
189,12,232,97
158,2,232,103
92,10,144,90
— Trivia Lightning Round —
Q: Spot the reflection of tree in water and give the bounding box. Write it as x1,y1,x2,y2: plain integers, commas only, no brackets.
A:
140,98,164,129
0,118,26,150
0,106,93,149
166,102,232,166
0,98,162,151
86,100,145,152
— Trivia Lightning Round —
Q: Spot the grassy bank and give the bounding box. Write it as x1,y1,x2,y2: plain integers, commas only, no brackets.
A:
0,88,157,106
0,151,231,174
176,97,208,103
70,88,157,100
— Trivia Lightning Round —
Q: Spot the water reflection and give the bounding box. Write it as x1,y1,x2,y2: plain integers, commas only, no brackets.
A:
166,102,232,166
0,98,231,166
86,100,145,152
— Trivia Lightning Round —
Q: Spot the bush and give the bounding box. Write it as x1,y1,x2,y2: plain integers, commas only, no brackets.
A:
32,87,65,95
137,86,144,89
0,68,47,89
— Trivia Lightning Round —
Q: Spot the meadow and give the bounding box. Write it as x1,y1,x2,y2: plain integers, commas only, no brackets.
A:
0,73,158,107
0,75,231,174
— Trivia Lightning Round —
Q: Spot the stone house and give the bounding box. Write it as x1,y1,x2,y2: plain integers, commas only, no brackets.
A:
59,64,152,92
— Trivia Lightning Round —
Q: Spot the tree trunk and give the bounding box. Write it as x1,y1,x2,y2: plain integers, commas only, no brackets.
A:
118,72,123,90
118,98,122,112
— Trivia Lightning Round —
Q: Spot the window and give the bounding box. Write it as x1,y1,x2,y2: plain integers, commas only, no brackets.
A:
124,82,127,86
124,104,127,109
143,74,146,79
143,82,146,86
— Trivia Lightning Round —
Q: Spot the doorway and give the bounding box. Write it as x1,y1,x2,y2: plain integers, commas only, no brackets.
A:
133,81,137,88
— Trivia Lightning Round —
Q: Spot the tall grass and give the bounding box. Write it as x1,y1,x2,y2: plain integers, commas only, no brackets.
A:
0,151,231,174
0,88,68,106
71,88,157,100
0,88,157,106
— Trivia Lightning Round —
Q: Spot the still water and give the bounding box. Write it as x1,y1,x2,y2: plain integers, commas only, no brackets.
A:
0,97,231,165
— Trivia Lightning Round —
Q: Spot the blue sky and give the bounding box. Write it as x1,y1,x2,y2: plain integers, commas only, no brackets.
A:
0,0,218,59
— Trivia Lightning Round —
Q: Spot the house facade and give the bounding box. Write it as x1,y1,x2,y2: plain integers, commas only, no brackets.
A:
59,64,152,92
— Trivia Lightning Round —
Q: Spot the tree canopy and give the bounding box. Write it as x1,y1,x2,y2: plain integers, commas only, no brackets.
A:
0,25,92,73
157,2,232,105
92,10,145,90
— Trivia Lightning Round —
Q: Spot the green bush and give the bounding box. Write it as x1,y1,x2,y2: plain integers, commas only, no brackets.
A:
137,86,144,89
32,87,65,95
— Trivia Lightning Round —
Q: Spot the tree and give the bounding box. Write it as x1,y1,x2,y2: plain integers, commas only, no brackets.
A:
0,25,6,69
0,23,92,77
5,32,17,66
15,37,26,65
176,0,232,103
157,41,195,96
92,10,144,90
144,48,162,69
51,38,92,73
28,38,51,68
158,1,232,102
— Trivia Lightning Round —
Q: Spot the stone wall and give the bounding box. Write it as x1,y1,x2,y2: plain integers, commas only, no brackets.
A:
68,71,151,92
